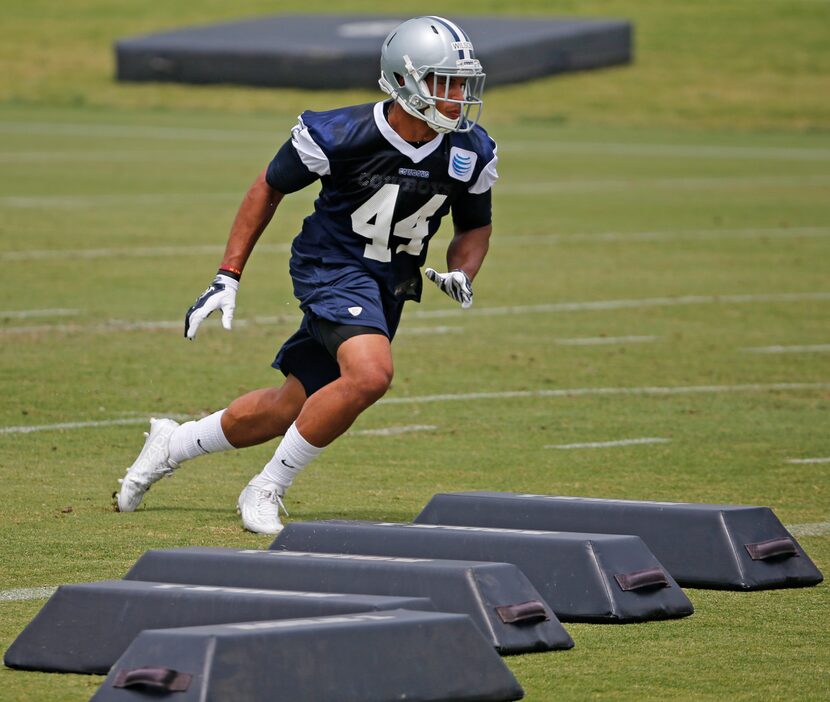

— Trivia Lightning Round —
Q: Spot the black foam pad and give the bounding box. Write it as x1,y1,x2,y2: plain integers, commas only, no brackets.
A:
90,609,525,702
3,580,434,674
270,520,694,622
124,546,573,653
415,493,824,589
115,15,632,89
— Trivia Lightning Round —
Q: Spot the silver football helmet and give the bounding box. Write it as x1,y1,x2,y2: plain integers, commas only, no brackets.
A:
378,16,485,134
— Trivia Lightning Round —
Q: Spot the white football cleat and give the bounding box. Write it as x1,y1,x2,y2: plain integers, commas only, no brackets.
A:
116,418,179,512
237,480,288,535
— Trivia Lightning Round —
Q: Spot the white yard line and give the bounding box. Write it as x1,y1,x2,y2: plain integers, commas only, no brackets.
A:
786,521,830,537
1,244,290,262
745,344,830,354
0,418,152,434
0,149,260,163
2,292,828,336
0,122,268,143
3,122,827,160
0,314,301,335
0,193,242,209
501,141,830,161
786,457,830,465
555,335,658,346
502,226,830,246
3,383,827,435
4,227,826,264
546,437,670,449
396,326,461,336
3,176,827,209
0,308,79,319
0,587,57,602
408,292,830,320
0,416,436,437
377,382,830,405
498,175,830,195
350,425,437,437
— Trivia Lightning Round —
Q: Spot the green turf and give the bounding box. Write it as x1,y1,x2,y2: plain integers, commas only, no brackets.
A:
1,1,829,700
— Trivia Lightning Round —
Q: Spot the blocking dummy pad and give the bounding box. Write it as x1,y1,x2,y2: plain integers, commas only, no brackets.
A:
3,579,433,674
115,15,632,89
90,610,524,702
124,546,573,653
271,521,694,622
415,493,824,590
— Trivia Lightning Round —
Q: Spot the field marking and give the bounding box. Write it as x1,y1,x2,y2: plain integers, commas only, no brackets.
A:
499,175,830,195
1,244,291,262
503,226,830,246
555,335,658,346
786,457,830,464
396,326,461,336
0,416,436,437
3,121,828,161
4,176,829,209
4,227,827,263
2,292,828,336
0,308,79,319
408,292,830,320
745,344,830,354
0,587,57,602
350,425,437,437
0,418,152,434
0,193,243,209
0,314,300,336
0,149,261,164
0,122,268,143
378,382,830,405
786,521,830,537
3,383,827,436
546,437,670,449
502,141,830,162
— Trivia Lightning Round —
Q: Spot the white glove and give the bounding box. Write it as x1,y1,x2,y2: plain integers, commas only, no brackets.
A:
184,272,239,339
425,268,473,309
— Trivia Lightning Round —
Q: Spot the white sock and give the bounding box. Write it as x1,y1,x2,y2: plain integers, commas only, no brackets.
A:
168,409,235,464
255,422,323,493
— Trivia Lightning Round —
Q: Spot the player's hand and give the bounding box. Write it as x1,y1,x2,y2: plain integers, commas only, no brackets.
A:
425,268,473,309
184,273,239,339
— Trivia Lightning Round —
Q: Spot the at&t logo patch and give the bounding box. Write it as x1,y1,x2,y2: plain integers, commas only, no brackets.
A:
448,147,477,182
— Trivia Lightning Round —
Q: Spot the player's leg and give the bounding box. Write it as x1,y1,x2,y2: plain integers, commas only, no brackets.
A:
239,327,393,534
221,375,307,447
298,332,394,445
115,375,306,513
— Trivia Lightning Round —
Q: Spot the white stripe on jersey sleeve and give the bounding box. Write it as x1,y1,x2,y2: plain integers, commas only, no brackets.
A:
468,143,498,195
290,117,330,177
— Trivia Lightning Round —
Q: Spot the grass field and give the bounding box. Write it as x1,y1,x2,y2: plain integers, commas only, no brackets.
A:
1,1,829,700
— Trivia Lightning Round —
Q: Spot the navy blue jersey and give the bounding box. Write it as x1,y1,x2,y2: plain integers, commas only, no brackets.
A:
266,100,498,301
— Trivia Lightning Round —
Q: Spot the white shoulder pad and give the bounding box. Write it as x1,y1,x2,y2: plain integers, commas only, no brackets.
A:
468,142,498,195
290,117,331,177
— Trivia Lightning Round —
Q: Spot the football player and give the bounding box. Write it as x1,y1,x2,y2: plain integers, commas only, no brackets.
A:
116,16,498,534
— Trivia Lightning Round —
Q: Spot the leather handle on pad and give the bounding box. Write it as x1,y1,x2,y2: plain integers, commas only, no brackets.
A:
113,667,192,692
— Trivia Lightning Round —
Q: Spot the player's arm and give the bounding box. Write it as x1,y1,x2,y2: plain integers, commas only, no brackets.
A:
184,171,283,340
425,187,493,309
219,168,283,276
185,135,320,339
446,223,491,280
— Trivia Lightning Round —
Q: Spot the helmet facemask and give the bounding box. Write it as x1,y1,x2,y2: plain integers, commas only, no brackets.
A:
399,56,485,133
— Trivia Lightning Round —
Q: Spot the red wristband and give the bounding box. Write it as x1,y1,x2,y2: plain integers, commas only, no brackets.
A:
218,266,242,279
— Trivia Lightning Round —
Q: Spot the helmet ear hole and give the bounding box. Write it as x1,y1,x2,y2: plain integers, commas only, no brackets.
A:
394,72,406,87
